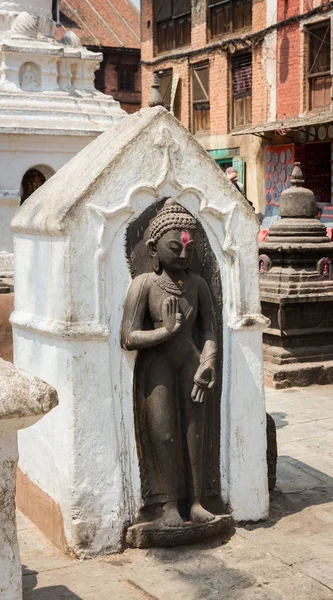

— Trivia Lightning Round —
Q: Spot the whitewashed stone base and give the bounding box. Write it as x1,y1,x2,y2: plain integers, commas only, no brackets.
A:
0,358,58,599
0,432,21,600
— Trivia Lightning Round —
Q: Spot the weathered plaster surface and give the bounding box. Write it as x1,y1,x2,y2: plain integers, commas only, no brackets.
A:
12,107,269,556
0,432,21,600
0,358,57,430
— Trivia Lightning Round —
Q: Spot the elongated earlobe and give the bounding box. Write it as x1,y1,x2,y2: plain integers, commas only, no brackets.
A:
152,255,160,273
147,239,160,273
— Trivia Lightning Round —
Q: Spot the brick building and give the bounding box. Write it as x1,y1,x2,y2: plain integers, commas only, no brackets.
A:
244,0,333,225
141,0,333,215
56,0,141,113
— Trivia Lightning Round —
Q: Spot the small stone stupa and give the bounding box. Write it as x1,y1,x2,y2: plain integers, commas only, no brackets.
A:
0,0,125,277
260,162,333,388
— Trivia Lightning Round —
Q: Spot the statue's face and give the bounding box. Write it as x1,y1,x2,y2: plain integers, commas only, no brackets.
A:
155,228,195,272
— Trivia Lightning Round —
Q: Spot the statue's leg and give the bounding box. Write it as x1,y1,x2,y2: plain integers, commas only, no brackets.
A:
145,354,183,527
180,361,215,523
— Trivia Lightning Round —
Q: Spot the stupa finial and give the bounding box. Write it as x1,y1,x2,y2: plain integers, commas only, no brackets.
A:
290,162,305,187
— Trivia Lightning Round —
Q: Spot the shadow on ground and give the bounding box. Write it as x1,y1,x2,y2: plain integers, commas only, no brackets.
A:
246,457,333,532
23,566,82,600
270,411,288,429
146,545,265,600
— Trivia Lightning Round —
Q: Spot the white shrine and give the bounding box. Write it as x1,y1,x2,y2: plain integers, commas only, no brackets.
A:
0,0,125,277
12,107,269,556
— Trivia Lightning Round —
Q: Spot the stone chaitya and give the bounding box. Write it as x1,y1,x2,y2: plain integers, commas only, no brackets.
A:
260,162,333,388
0,358,57,600
11,107,269,555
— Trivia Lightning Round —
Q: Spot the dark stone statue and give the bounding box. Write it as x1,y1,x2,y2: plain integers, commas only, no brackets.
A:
266,413,277,491
121,199,218,531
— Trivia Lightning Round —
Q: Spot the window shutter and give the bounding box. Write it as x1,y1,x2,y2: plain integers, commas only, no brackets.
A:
159,72,172,108
155,0,172,23
193,66,209,102
232,156,245,186
308,22,330,76
232,53,252,97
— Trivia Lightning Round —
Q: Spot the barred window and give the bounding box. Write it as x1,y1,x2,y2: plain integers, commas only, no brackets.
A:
232,53,252,129
155,0,191,53
308,21,331,111
208,0,252,39
118,68,135,92
192,64,210,133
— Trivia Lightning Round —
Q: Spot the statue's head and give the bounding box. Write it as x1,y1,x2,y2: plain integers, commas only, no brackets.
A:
147,198,197,273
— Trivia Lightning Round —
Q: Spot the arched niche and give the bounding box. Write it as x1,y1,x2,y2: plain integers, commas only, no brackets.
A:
19,61,41,92
20,165,55,205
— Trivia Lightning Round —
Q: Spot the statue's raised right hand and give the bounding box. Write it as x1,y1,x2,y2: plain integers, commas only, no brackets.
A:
162,296,182,334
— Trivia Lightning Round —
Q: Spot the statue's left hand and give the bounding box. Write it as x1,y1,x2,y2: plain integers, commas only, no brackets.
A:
191,363,216,403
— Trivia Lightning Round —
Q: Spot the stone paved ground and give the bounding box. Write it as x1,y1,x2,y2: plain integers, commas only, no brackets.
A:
20,385,333,600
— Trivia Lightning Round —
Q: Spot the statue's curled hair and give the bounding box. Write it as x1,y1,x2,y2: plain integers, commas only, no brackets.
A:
148,197,197,244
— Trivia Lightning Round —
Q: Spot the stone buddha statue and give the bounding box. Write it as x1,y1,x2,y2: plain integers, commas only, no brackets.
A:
121,198,218,528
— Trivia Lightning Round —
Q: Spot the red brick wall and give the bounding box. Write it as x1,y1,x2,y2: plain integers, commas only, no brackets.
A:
209,52,228,135
252,45,267,126
141,0,270,134
96,49,141,113
253,0,266,31
276,0,301,119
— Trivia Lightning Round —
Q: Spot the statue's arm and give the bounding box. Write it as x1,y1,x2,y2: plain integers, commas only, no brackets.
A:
191,276,217,402
121,274,179,351
198,276,217,355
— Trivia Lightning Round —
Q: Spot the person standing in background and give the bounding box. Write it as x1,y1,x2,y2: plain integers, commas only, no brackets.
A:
225,166,254,209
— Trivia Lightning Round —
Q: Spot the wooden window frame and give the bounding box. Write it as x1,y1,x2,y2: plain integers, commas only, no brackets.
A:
191,63,210,134
231,52,252,131
208,0,252,40
155,0,191,54
117,67,136,92
307,20,331,112
157,69,173,110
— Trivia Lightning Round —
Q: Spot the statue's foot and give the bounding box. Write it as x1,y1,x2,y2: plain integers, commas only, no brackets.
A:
190,502,215,523
162,502,184,528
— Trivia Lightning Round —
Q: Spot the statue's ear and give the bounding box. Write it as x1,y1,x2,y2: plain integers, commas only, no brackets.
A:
147,239,156,256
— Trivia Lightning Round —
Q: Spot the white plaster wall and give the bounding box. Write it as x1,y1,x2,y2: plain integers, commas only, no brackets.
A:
12,107,269,555
0,0,51,18
0,133,95,267
267,0,277,26
265,0,277,123
263,31,277,123
14,233,74,538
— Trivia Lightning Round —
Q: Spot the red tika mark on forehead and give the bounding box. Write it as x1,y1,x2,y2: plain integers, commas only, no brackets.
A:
181,231,190,247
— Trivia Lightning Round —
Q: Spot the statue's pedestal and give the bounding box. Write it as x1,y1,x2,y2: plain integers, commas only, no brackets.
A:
126,515,232,549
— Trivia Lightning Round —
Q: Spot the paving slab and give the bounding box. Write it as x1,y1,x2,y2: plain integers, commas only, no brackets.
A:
18,384,333,599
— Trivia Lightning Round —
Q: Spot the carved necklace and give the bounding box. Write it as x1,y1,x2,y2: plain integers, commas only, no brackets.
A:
154,276,189,296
